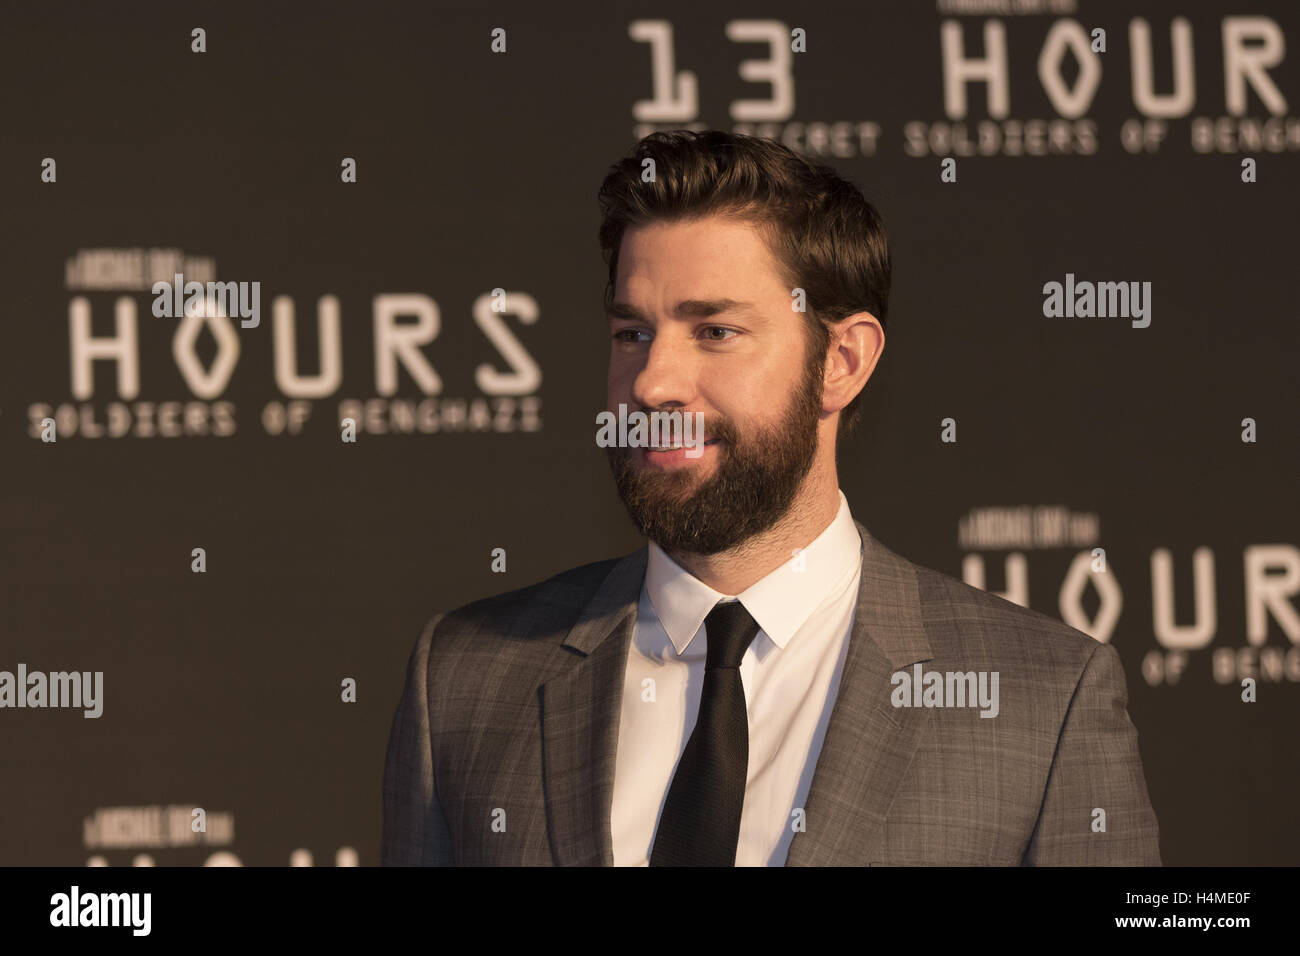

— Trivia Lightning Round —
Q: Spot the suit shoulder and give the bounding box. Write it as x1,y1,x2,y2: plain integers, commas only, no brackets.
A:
424,553,629,648
908,558,1102,670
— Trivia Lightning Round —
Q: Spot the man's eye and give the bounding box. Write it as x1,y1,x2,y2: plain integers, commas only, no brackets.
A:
613,329,648,343
701,326,738,341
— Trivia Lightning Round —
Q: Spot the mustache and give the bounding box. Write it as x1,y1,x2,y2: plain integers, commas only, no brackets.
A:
627,409,741,446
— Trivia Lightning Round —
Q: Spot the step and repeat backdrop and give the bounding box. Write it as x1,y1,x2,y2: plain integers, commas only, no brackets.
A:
1,0,1296,866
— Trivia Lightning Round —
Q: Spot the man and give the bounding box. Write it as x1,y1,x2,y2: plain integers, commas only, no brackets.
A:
382,130,1161,866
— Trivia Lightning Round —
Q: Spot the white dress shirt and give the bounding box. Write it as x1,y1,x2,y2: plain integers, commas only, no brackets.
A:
610,490,864,866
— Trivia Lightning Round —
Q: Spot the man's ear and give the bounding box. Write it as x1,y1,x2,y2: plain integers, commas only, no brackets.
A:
822,311,884,414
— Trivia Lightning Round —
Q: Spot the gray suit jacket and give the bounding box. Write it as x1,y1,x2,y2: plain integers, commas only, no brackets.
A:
382,521,1161,865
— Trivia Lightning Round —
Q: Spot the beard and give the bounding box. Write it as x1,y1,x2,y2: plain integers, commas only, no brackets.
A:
606,344,823,556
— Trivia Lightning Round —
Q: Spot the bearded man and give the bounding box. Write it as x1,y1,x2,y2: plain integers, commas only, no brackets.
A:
381,130,1161,867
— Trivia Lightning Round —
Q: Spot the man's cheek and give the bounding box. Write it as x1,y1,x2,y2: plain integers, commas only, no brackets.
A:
607,363,633,394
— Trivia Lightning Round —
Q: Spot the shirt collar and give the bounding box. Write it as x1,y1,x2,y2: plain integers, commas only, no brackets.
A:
644,490,863,654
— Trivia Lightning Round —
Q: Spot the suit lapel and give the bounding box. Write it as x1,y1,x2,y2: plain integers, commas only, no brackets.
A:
538,520,934,867
539,548,646,866
785,521,935,865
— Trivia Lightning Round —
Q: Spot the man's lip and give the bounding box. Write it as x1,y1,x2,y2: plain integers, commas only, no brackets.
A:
646,438,722,451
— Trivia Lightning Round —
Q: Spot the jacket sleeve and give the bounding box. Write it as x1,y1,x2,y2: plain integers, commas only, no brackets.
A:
381,613,455,865
1021,640,1162,865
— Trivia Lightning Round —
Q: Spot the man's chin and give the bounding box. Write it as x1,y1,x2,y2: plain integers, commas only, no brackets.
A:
613,450,710,488
623,476,706,511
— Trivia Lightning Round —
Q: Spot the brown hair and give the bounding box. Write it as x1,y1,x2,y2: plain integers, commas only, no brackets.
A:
597,129,891,437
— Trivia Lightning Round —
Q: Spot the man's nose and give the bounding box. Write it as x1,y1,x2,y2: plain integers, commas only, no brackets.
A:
631,335,697,410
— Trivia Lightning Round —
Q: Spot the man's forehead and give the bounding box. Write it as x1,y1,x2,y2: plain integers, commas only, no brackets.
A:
614,221,786,313
606,297,759,321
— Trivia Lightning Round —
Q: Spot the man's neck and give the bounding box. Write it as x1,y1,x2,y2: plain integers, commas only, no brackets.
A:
663,477,842,595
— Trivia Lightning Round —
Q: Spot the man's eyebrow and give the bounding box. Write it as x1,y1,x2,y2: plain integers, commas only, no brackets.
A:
605,298,755,320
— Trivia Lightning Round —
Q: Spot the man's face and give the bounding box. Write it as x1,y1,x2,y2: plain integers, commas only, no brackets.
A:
605,215,824,555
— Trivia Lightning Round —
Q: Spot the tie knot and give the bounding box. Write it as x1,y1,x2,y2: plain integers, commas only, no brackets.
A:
703,601,760,670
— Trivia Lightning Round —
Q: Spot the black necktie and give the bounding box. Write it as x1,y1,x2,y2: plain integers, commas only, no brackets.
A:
649,600,761,867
